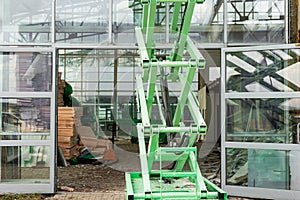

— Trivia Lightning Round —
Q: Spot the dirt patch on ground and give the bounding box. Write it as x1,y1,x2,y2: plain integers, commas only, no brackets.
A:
56,140,219,193
56,140,254,200
57,163,125,192
57,139,139,192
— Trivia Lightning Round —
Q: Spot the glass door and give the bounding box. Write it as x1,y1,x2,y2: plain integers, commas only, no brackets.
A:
0,48,55,193
221,44,300,199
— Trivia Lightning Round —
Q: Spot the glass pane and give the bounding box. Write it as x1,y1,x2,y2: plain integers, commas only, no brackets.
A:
114,0,136,43
227,0,285,44
190,0,224,43
226,148,300,191
0,0,51,44
58,49,141,103
1,98,51,138
226,98,300,144
226,48,300,92
0,145,50,183
56,0,109,43
0,52,52,92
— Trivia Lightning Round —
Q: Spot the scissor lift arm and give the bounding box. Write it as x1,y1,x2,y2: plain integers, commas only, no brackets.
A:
125,0,227,199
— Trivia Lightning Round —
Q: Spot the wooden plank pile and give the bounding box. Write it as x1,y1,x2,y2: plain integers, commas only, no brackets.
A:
56,71,117,162
58,107,83,160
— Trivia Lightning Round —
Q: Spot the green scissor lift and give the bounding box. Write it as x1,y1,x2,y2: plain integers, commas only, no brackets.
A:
125,0,227,199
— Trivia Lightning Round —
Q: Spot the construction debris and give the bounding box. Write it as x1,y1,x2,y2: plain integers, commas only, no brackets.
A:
199,145,222,186
76,126,117,163
57,186,75,192
102,148,118,164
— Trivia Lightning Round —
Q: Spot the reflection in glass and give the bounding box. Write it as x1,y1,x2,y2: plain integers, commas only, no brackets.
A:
226,148,295,190
114,0,136,43
0,0,52,43
227,0,285,43
226,49,300,92
58,48,199,140
128,1,167,43
226,98,300,144
190,0,224,43
56,0,109,43
0,52,52,92
58,49,139,101
1,98,51,138
0,145,50,183
58,49,139,138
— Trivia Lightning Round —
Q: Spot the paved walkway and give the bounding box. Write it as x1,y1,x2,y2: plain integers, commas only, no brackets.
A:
47,192,125,200
46,192,252,200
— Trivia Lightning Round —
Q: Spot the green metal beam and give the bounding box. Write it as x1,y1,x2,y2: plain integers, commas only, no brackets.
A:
151,125,198,133
172,65,196,126
147,126,159,171
179,74,207,133
141,3,149,31
203,178,228,200
186,36,206,68
170,1,196,80
145,1,156,58
146,60,158,115
135,26,151,81
143,0,204,2
170,2,182,32
135,27,150,62
189,151,208,192
133,191,219,199
142,60,198,68
152,171,196,178
125,173,134,198
155,86,167,126
136,75,150,127
137,124,152,194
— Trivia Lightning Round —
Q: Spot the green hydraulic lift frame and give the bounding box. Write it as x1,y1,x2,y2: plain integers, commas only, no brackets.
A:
125,0,227,199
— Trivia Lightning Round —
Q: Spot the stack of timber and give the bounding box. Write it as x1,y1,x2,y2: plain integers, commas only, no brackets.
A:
58,107,83,160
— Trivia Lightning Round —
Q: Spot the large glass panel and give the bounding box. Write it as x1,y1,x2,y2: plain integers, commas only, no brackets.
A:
115,1,225,44
1,98,51,139
0,145,50,183
56,0,109,43
58,49,140,138
0,99,51,184
58,49,115,102
114,0,136,43
116,50,141,138
227,0,285,44
226,48,300,92
226,98,300,144
0,0,52,43
226,148,300,191
190,0,224,43
58,48,202,141
0,52,52,92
